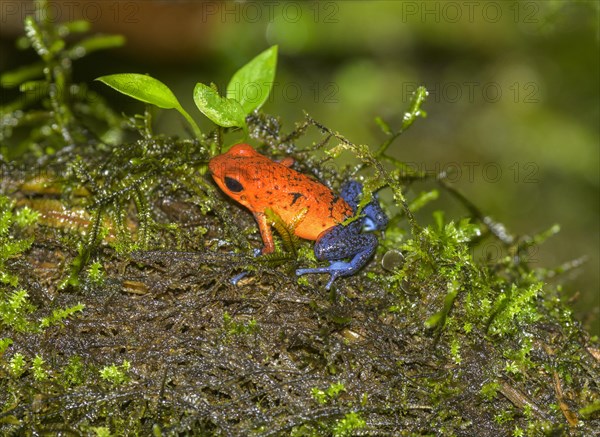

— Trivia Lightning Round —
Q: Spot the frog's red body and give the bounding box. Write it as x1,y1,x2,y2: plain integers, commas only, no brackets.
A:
209,143,351,242
209,143,388,289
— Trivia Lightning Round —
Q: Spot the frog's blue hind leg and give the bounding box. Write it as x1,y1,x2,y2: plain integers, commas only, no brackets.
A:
340,181,388,231
296,222,378,289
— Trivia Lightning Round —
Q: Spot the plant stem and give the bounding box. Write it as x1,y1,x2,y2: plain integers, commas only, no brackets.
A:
177,106,202,138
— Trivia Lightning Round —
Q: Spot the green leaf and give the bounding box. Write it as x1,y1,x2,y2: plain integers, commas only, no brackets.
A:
194,83,246,128
96,73,182,109
96,73,201,137
226,45,278,114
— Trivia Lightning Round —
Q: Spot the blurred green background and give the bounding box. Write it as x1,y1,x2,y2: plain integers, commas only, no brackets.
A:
1,1,598,333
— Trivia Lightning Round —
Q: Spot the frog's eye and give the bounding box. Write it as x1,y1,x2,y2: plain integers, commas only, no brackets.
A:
224,176,244,193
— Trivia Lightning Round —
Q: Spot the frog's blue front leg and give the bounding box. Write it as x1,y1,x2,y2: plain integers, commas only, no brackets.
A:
340,181,388,231
296,222,378,289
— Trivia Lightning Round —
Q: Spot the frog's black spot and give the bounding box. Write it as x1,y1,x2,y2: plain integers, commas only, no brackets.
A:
225,177,244,192
326,194,340,218
290,192,305,205
266,190,273,195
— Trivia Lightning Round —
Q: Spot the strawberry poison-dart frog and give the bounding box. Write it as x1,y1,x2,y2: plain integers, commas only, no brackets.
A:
208,143,388,289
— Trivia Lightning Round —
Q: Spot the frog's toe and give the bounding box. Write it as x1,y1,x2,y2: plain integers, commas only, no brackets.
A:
296,266,330,276
231,271,249,285
325,273,340,290
296,261,353,289
323,262,349,289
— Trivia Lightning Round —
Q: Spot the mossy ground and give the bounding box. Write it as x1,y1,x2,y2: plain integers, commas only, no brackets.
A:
1,114,599,435
1,4,599,436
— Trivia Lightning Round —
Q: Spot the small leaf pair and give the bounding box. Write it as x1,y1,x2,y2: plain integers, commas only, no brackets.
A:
96,46,278,141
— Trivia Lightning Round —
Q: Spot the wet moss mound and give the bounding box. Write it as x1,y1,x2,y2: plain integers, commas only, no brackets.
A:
1,116,599,435
1,5,599,436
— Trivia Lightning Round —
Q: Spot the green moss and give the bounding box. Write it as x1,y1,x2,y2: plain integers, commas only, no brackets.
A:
89,426,112,437
61,355,86,387
480,381,501,401
0,197,37,287
223,312,259,336
0,0,123,157
580,401,600,419
39,303,85,329
0,290,36,332
332,411,366,436
311,382,346,405
0,338,13,355
87,261,106,285
8,353,26,378
31,355,47,381
99,360,131,386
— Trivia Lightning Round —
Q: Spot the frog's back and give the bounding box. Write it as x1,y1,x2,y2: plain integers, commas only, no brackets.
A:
248,160,352,240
